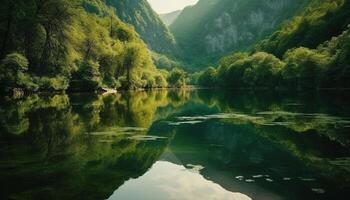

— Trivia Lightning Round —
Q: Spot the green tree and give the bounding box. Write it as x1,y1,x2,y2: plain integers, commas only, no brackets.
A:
167,68,187,88
197,67,217,87
243,52,284,88
282,47,329,89
0,53,38,91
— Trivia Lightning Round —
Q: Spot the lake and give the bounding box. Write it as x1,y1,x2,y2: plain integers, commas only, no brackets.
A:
0,89,350,200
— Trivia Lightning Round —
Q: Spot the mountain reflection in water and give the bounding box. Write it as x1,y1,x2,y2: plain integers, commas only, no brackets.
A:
0,89,350,200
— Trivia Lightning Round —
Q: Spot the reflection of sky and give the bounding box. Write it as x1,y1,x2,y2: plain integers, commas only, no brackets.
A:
108,161,251,200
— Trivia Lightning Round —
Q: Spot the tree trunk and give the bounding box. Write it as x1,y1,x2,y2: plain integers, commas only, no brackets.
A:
127,67,131,89
0,2,14,59
39,26,52,73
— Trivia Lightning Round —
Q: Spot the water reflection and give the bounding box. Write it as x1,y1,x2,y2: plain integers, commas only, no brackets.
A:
108,161,251,200
0,90,349,199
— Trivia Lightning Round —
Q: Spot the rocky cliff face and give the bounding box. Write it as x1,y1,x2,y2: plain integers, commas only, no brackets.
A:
106,0,177,55
171,0,309,67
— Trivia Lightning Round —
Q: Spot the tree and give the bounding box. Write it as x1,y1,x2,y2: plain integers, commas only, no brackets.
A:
0,53,38,91
243,52,284,88
70,60,102,91
282,47,329,89
167,68,187,88
197,67,217,87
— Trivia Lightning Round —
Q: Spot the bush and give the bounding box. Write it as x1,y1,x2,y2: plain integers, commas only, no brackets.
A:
197,67,217,87
242,52,284,88
167,68,187,88
0,53,38,91
38,76,69,91
70,60,102,91
282,47,329,89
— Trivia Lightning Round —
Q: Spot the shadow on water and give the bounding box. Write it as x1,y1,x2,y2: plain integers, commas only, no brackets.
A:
0,89,350,199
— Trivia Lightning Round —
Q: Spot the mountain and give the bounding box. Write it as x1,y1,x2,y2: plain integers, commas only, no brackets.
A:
0,0,168,92
160,10,182,26
196,0,350,89
171,0,309,68
256,0,350,57
105,0,177,54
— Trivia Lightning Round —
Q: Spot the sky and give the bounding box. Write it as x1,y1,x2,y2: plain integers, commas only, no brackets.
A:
147,0,199,14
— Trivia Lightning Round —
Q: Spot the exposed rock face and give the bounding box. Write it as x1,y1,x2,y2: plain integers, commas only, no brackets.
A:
171,0,309,67
106,0,177,54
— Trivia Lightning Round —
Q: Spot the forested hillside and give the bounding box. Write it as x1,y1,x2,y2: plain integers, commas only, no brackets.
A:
106,0,177,54
197,0,350,89
1,0,349,93
256,0,350,58
0,0,171,92
171,0,309,69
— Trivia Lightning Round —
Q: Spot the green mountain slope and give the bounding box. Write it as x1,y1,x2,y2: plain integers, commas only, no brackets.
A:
160,10,182,26
256,0,350,57
171,0,309,68
0,0,168,92
197,0,350,89
106,0,177,54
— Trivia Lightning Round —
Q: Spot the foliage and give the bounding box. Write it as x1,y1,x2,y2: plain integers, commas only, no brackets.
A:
282,47,329,89
167,68,188,88
198,52,284,88
170,0,309,69
71,60,102,91
106,0,176,54
0,53,38,91
0,0,170,92
256,0,350,57
197,67,217,87
151,52,183,70
197,0,350,90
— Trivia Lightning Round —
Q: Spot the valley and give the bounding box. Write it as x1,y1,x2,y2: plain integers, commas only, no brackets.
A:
0,1,350,199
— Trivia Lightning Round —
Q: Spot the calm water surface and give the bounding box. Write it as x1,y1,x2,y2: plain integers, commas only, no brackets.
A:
0,89,350,200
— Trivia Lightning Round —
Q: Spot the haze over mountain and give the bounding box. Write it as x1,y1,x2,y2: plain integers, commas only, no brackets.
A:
160,10,182,26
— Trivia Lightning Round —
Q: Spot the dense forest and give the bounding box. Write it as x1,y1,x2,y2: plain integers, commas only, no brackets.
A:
0,0,350,93
1,1,350,198
196,0,350,89
0,0,188,93
105,0,177,54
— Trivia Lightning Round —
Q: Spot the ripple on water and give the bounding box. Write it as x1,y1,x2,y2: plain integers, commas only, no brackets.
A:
167,121,203,125
311,188,325,194
128,135,167,141
299,178,316,182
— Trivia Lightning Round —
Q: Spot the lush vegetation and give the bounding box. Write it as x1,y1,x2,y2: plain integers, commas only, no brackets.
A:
196,0,350,89
0,0,170,92
106,0,177,55
171,0,309,69
1,0,349,92
256,0,350,57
